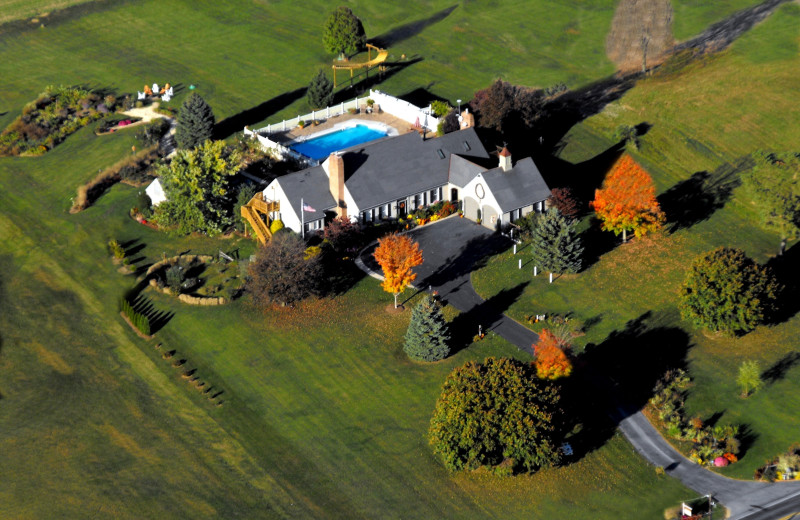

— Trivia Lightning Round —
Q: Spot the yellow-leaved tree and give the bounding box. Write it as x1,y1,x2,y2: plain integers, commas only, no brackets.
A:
373,233,423,308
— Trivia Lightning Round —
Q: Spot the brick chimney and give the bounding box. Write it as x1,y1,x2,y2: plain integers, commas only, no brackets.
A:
499,146,512,172
328,152,347,218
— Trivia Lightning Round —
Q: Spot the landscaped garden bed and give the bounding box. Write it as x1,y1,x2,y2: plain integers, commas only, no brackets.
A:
146,254,244,305
0,85,132,156
398,200,458,229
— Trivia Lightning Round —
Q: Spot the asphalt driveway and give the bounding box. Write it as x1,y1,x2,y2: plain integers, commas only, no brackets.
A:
360,217,537,354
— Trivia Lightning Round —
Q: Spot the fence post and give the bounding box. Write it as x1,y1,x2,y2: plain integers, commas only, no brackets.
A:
282,120,286,131
340,101,344,115
327,106,330,118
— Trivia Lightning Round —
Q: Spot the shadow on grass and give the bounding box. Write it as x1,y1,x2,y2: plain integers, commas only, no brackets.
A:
129,293,174,334
331,56,424,98
658,157,749,232
766,242,800,324
563,311,692,462
318,258,366,297
214,87,307,139
579,217,619,270
369,5,458,48
762,352,800,384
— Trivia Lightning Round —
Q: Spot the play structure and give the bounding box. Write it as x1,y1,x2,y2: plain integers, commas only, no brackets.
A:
240,192,280,245
332,44,389,88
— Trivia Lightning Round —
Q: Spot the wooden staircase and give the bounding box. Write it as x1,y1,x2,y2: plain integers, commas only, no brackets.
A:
241,192,280,245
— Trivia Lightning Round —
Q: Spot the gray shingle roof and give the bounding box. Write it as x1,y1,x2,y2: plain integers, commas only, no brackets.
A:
340,127,489,210
276,166,337,222
480,157,551,213
448,154,485,187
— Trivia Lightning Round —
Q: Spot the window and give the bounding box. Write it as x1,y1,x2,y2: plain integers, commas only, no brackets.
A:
414,194,422,209
386,203,391,218
430,189,438,204
379,205,386,218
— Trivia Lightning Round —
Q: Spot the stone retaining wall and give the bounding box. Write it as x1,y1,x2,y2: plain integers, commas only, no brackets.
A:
146,255,227,306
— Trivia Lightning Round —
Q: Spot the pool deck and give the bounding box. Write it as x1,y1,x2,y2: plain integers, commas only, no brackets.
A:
269,111,416,146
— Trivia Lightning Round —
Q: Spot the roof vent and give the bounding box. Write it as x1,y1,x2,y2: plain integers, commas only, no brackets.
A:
436,149,445,159
462,141,471,152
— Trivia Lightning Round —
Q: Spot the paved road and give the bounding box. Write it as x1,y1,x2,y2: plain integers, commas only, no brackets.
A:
357,217,800,519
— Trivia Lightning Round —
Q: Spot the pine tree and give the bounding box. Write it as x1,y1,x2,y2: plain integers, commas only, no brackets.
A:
404,294,450,362
530,208,584,274
175,93,216,150
307,69,334,109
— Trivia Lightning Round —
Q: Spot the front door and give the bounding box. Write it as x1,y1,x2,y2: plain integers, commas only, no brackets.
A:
450,188,458,202
397,199,407,217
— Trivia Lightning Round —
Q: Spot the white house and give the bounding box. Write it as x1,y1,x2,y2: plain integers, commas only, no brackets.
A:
262,127,551,234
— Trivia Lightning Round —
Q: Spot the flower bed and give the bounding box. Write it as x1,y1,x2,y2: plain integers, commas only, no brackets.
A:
398,200,457,229
146,254,244,304
754,445,800,481
647,369,741,467
0,86,131,156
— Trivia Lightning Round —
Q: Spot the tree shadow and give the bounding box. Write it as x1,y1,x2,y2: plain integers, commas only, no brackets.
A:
563,311,692,462
447,282,528,355
214,87,307,139
762,352,800,384
369,5,458,48
397,86,450,108
129,294,174,334
766,242,800,323
579,217,619,269
658,157,749,232
318,258,366,297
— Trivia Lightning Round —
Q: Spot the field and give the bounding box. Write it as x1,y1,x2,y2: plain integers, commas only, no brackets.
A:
0,0,790,516
472,2,800,479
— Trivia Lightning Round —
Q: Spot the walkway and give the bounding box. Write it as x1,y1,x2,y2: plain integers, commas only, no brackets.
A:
356,217,800,519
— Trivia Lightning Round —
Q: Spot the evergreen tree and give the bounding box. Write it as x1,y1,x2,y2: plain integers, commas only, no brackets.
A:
530,208,584,274
322,6,366,60
404,294,450,362
307,69,334,109
175,93,216,150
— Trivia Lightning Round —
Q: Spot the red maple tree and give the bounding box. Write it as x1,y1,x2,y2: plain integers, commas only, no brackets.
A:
373,233,423,308
533,329,573,380
590,155,665,242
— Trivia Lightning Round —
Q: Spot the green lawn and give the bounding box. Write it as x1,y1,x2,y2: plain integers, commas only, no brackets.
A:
473,3,800,479
0,0,762,136
0,125,692,516
0,0,790,515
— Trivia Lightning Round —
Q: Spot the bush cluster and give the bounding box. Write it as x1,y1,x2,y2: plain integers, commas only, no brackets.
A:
0,86,125,156
755,445,800,481
398,201,457,229
120,298,151,336
649,369,740,465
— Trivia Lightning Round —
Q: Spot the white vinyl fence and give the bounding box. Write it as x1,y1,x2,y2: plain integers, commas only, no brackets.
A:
245,90,439,137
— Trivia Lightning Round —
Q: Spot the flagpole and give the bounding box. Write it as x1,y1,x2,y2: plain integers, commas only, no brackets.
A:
301,197,305,239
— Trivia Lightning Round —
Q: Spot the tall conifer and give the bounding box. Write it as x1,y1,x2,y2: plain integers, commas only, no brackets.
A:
175,93,215,150
530,208,584,274
404,294,450,362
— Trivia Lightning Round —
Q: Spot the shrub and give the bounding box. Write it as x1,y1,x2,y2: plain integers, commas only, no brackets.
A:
430,100,452,118
533,329,573,380
404,294,450,362
108,239,125,260
247,232,322,307
429,357,562,473
136,191,153,218
166,264,185,294
269,219,285,235
680,247,781,334
323,216,362,254
136,117,172,147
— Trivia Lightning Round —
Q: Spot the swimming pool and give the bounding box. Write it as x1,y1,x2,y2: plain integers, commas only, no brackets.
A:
290,124,388,160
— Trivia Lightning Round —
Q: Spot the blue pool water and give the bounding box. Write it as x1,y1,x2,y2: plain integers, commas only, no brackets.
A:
290,125,388,160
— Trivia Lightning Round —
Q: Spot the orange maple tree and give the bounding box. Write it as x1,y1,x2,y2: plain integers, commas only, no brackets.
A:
373,233,424,308
533,329,573,380
590,154,665,242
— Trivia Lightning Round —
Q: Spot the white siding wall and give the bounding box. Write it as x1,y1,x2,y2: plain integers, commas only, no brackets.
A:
461,174,503,229
263,180,301,233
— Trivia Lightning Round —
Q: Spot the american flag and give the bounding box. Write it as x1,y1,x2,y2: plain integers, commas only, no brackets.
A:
303,203,316,212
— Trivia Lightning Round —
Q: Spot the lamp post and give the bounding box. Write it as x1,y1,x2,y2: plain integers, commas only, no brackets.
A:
456,99,462,122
